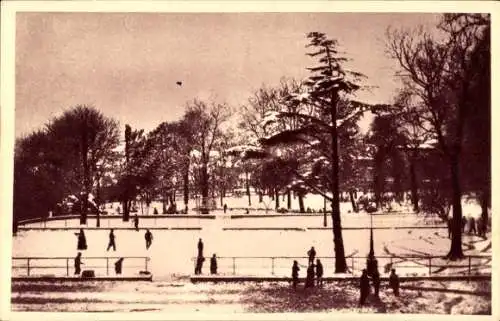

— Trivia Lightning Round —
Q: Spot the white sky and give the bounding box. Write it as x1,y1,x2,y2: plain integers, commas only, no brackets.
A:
15,12,442,138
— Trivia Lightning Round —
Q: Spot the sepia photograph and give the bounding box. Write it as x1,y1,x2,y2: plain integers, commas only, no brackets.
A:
0,1,497,319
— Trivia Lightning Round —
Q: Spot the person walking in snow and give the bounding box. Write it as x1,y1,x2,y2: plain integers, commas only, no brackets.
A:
315,259,324,287
305,263,315,289
134,215,139,231
76,228,87,250
462,216,467,233
389,268,400,296
194,255,205,275
359,269,370,306
468,217,477,235
107,229,116,251
307,246,316,266
114,258,124,275
210,254,218,275
74,252,83,275
197,238,204,258
145,229,153,249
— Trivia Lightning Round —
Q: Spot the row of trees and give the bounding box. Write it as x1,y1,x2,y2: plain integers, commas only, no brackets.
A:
14,13,490,271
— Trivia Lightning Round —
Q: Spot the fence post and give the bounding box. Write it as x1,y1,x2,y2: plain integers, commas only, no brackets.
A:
351,257,354,274
66,258,69,276
271,258,275,275
232,257,236,275
27,258,30,276
106,258,109,276
145,257,149,272
428,257,432,276
468,256,471,276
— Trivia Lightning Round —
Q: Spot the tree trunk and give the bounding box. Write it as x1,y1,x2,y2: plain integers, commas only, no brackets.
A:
391,152,404,202
96,178,101,227
162,199,167,214
373,155,383,209
298,192,305,213
349,190,358,213
275,189,280,209
259,191,263,203
80,129,89,225
447,155,464,259
330,90,347,273
246,171,251,206
122,198,129,221
409,155,420,213
287,190,291,209
183,159,190,212
201,161,209,214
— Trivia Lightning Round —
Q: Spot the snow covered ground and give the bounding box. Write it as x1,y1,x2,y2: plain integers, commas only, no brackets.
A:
11,198,492,314
11,279,491,314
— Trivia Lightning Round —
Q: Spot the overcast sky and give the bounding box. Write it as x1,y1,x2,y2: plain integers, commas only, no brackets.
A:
15,12,442,138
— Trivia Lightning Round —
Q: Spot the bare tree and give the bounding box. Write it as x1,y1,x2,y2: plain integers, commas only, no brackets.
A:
184,99,231,214
386,13,490,259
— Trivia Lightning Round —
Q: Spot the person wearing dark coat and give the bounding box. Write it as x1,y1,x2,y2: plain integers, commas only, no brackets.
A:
359,269,370,306
107,229,116,251
307,246,316,266
462,216,467,232
74,252,83,275
372,270,381,298
210,254,218,275
389,268,400,296
115,258,124,275
145,229,153,249
197,238,204,258
134,215,139,231
223,204,227,214
315,259,324,287
468,217,477,235
194,256,205,275
292,260,300,290
305,264,315,289
477,217,486,238
76,228,87,250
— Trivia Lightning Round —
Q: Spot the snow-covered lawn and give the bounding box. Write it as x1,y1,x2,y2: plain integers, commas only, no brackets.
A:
11,279,491,314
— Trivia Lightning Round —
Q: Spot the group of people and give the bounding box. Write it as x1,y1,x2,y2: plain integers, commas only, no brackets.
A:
447,216,488,239
73,227,154,276
290,245,401,305
73,252,124,276
291,246,324,290
194,238,218,275
359,268,400,306
75,228,154,252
